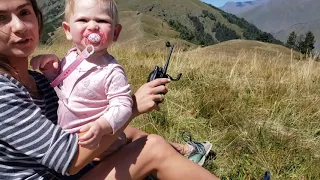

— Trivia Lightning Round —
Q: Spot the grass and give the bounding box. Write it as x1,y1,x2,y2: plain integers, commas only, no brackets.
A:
35,39,320,179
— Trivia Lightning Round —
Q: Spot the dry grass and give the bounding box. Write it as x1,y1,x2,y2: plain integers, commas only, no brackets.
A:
34,39,320,179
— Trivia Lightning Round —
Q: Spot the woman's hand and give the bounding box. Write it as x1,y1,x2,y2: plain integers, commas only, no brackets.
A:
132,78,170,118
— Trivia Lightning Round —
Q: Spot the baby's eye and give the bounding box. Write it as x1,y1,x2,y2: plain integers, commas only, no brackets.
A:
98,20,109,23
78,19,87,22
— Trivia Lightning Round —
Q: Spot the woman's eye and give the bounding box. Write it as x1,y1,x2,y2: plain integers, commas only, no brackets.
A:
0,15,6,21
20,9,31,16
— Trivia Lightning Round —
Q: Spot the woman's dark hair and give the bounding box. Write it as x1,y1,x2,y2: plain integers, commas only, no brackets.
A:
30,0,43,33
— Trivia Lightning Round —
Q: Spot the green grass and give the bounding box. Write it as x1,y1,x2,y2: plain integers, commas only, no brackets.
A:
35,39,320,179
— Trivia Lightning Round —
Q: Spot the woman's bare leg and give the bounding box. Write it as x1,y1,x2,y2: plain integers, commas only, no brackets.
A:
80,134,219,180
124,125,189,155
123,125,148,143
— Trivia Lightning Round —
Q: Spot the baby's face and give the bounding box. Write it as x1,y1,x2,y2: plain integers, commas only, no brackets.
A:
65,0,119,53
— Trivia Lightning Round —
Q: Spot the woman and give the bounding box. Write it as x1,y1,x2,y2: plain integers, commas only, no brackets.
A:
0,0,219,179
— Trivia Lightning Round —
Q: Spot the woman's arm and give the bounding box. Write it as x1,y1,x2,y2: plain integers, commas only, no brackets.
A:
67,78,170,175
0,75,77,175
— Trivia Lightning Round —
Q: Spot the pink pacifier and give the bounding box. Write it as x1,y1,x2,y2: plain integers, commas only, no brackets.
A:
87,33,101,44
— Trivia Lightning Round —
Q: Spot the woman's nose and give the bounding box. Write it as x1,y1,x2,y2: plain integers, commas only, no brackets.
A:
87,21,99,31
11,15,27,34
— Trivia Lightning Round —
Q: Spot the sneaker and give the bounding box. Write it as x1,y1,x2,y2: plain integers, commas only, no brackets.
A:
144,174,158,180
182,132,213,166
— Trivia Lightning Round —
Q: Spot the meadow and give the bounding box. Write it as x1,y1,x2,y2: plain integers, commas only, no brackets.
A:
35,39,320,179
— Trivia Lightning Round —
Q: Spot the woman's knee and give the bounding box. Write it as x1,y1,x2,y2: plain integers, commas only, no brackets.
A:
145,134,176,159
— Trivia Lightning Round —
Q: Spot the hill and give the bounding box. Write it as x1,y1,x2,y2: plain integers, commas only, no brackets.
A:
187,39,300,60
37,0,282,47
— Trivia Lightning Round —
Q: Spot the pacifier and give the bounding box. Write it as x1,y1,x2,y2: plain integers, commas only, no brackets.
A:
87,33,101,44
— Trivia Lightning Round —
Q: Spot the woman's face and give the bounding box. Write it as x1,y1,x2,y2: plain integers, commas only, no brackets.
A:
0,0,39,59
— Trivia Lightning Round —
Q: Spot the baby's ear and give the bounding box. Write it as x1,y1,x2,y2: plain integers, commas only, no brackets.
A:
113,24,122,42
62,22,72,40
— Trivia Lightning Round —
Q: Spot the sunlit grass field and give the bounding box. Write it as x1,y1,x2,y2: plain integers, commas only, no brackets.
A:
35,39,320,179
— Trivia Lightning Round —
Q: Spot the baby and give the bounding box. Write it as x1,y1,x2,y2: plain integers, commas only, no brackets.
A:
32,0,131,149
32,0,213,165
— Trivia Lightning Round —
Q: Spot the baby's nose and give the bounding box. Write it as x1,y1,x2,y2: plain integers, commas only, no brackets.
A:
88,21,99,30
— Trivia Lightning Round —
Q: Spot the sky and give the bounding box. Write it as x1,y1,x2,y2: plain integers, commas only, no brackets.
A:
201,0,249,7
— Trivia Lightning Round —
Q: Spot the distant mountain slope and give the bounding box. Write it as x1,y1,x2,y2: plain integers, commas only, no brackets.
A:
236,0,320,50
220,0,268,15
274,20,320,52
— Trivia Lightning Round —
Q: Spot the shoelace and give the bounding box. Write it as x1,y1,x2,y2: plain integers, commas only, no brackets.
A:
182,132,206,156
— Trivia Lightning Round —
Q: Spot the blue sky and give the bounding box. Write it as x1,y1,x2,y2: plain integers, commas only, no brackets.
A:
201,0,249,7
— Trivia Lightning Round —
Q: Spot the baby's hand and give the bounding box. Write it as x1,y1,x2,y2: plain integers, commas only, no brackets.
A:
78,119,110,149
30,54,59,71
30,54,60,81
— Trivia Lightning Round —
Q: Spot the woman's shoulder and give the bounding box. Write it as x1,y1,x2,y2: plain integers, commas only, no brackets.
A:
0,73,23,89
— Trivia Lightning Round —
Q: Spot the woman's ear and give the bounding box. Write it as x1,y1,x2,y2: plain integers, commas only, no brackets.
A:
113,24,122,42
62,22,73,40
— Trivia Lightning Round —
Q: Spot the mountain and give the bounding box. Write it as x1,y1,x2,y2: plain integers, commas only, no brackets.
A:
220,0,268,15
274,20,320,52
236,0,320,50
38,0,282,48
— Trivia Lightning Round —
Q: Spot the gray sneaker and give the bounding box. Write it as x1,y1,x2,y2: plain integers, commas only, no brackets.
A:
182,132,213,166
187,141,212,166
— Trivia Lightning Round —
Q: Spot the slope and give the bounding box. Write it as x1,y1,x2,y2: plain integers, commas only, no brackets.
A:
116,11,197,50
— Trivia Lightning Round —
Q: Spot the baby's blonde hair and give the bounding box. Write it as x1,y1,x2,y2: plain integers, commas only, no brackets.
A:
64,0,119,25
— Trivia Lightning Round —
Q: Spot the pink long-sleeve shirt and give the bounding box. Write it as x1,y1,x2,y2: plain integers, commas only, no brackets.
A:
52,48,132,134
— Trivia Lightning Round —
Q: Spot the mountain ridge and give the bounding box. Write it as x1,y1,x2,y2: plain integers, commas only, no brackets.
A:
220,0,268,14
227,0,320,50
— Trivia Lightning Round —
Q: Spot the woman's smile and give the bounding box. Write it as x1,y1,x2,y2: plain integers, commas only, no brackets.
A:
12,38,32,47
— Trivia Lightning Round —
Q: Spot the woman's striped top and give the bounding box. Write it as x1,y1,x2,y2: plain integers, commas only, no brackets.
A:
0,71,78,179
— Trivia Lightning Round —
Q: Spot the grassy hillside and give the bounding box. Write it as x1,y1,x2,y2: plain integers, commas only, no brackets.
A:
116,0,281,45
117,11,197,51
39,0,282,47
35,36,320,179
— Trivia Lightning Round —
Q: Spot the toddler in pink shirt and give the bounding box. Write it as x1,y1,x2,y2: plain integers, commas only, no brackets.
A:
31,0,131,149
